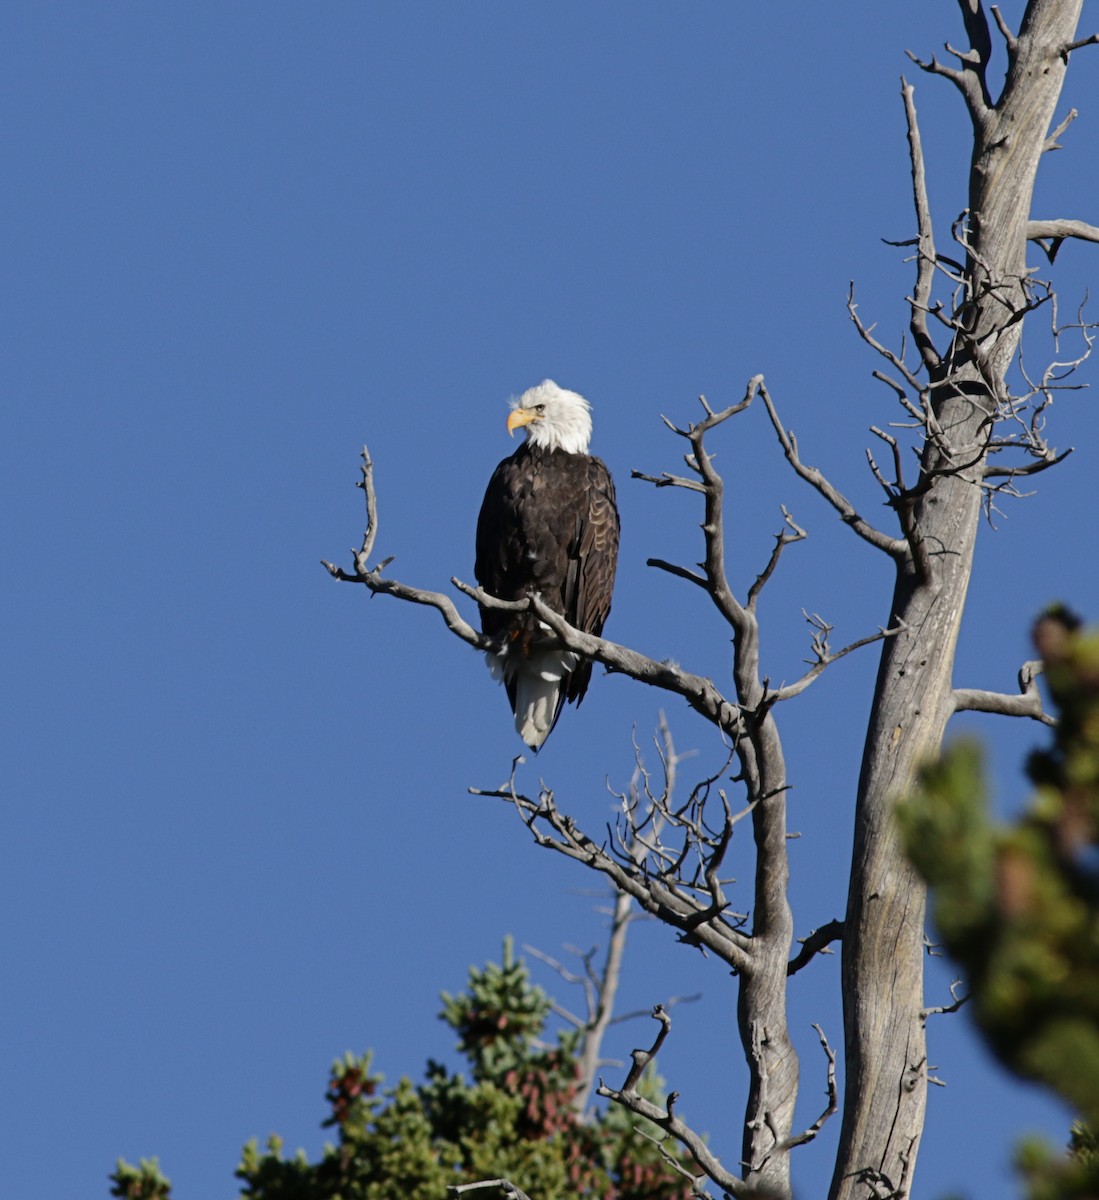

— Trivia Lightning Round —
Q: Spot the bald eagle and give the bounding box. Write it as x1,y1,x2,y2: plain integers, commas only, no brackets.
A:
475,380,620,750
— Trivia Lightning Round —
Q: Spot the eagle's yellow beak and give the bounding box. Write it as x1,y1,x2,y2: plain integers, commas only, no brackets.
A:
506,408,540,437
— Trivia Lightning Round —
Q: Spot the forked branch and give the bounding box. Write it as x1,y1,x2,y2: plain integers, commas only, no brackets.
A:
765,614,906,704
321,445,490,649
904,46,990,121
757,382,905,559
597,1006,748,1197
635,378,764,643
1028,217,1099,264
776,1024,838,1152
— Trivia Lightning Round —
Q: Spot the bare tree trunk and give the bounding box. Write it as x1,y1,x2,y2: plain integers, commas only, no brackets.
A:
830,3,1085,1194
737,709,797,1195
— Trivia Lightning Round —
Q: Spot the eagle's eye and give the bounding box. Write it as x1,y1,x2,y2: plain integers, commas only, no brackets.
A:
534,404,546,414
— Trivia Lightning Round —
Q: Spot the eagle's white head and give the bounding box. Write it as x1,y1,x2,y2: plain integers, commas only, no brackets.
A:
506,379,593,455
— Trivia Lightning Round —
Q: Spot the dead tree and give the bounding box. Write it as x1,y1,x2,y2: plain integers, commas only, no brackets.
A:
325,4,1096,1196
834,4,1095,1193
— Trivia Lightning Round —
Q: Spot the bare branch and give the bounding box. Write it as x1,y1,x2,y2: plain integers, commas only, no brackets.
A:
326,566,490,650
1043,107,1078,152
953,659,1055,725
848,285,929,397
747,507,807,610
633,380,774,655
632,1126,712,1196
448,1181,533,1200
567,715,693,1116
321,448,380,579
921,979,970,1022
757,381,906,559
766,617,907,704
679,383,761,636
469,774,754,972
321,447,492,646
982,447,1073,480
646,558,708,589
1028,217,1099,264
355,445,379,565
598,1007,749,1197
778,1024,838,1151
901,78,945,373
1061,31,1099,59
957,0,993,88
471,584,745,737
630,468,707,493
787,920,844,977
904,47,989,118
988,5,1017,54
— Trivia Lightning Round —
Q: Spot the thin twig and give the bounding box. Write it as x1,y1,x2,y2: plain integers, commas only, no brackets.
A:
921,979,970,1022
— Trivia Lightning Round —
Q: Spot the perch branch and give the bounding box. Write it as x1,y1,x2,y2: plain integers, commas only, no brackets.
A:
455,581,745,739
324,447,750,738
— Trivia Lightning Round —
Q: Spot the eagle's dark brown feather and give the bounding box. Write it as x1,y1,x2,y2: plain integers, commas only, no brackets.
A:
475,440,619,741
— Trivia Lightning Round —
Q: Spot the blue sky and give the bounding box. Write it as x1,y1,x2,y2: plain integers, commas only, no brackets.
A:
3,3,1098,1197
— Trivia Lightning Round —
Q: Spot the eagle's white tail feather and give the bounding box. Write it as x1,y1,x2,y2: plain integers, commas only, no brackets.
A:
486,647,579,750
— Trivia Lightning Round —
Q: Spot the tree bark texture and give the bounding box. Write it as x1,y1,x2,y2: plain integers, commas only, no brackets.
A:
830,4,1085,1195
738,708,797,1194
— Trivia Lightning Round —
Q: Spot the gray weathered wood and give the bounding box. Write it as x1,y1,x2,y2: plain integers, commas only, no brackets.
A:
830,3,1086,1194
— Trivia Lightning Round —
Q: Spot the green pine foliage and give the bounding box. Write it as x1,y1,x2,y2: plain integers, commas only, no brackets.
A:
111,940,695,1200
109,1157,172,1200
899,607,1099,1198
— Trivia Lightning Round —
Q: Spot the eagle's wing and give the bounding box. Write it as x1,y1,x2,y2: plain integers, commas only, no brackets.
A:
474,444,620,734
563,455,619,705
